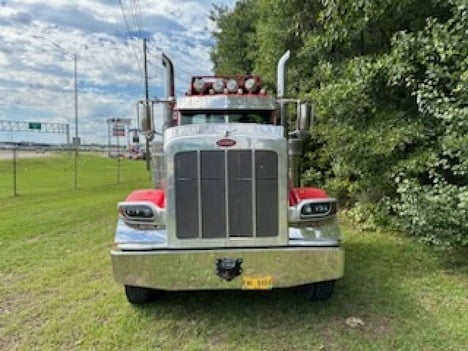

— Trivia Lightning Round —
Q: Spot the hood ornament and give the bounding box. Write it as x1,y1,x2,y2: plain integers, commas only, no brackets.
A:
223,129,236,137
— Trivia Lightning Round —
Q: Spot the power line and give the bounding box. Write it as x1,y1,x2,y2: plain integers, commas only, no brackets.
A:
131,0,145,36
118,0,144,79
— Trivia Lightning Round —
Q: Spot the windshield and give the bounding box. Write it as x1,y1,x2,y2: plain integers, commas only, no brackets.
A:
179,111,276,125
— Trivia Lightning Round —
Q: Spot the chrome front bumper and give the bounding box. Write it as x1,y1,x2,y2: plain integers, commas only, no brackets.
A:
111,245,344,291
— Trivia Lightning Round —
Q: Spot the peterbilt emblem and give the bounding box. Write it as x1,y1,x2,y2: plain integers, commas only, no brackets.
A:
216,138,236,147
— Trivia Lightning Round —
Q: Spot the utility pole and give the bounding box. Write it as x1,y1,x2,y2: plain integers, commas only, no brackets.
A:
73,53,79,190
144,38,149,102
143,38,151,171
32,34,81,190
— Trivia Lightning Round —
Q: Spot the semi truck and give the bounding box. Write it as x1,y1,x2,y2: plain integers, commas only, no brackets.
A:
111,51,344,304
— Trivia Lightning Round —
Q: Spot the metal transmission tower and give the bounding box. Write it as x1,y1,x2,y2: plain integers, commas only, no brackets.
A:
0,120,70,143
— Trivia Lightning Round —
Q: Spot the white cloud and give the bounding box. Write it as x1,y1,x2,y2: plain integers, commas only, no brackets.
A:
0,0,235,144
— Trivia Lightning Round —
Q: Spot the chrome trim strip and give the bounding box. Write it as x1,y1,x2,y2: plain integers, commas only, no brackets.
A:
176,95,276,110
252,150,257,237
114,218,341,251
224,149,229,237
197,150,202,238
165,124,283,141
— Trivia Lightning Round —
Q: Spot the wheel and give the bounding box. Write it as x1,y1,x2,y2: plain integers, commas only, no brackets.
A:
306,280,336,301
124,285,156,305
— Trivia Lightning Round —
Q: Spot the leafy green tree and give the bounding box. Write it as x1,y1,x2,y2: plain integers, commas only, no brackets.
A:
388,0,467,246
299,0,448,203
210,0,467,246
249,0,322,92
210,0,258,75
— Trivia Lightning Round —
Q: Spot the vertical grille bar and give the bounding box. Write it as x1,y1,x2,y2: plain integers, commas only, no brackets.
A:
227,151,253,237
255,151,278,237
200,151,226,238
175,151,199,238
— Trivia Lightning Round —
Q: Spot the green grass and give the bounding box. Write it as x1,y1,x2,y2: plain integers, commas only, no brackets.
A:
1,155,467,350
0,151,151,198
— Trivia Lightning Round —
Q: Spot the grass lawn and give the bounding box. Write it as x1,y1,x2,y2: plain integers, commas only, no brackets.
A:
1,155,467,350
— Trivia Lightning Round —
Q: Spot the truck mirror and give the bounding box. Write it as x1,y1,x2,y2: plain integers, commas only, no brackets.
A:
140,103,153,132
137,101,156,141
298,103,312,132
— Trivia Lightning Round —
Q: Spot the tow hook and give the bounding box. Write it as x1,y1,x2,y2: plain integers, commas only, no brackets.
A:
215,258,243,281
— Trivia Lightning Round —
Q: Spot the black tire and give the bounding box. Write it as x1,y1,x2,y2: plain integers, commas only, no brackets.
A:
124,285,156,305
306,280,336,301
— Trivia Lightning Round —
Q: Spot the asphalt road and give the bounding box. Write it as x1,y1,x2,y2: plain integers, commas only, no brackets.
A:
0,150,53,160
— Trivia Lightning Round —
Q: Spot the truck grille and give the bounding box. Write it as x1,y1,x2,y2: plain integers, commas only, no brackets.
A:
175,150,278,239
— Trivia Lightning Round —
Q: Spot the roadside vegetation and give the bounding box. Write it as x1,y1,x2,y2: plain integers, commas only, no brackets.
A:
210,0,467,248
1,156,466,350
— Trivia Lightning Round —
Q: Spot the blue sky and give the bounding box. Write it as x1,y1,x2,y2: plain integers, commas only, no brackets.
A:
0,0,235,144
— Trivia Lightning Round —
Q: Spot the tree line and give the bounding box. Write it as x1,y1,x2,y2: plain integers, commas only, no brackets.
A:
210,0,467,247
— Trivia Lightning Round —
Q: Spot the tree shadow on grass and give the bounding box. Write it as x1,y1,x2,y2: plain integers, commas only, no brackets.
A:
437,246,468,276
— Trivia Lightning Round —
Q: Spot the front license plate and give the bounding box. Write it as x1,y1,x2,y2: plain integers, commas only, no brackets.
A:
242,275,273,290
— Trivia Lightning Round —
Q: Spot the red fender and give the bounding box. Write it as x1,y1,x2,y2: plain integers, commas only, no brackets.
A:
125,189,166,209
289,187,329,206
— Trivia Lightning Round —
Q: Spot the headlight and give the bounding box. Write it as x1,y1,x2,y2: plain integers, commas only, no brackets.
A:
193,78,206,93
226,79,238,93
121,205,154,220
301,202,332,217
212,78,225,93
289,198,337,223
244,77,257,92
118,201,165,226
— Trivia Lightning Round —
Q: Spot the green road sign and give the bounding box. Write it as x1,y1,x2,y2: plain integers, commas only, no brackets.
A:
28,122,42,130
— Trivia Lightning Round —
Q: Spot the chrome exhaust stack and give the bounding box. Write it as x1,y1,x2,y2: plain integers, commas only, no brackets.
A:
161,53,175,129
277,50,290,132
147,53,175,188
277,50,290,99
161,53,175,99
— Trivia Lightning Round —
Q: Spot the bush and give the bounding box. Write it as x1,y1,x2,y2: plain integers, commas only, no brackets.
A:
392,179,468,247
